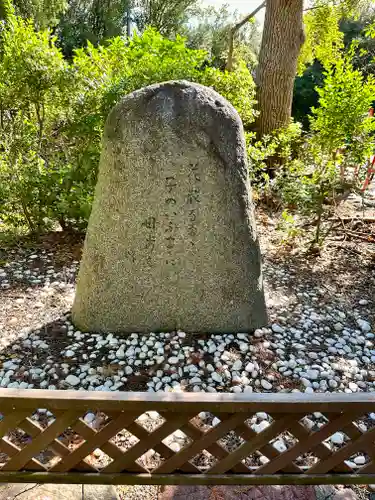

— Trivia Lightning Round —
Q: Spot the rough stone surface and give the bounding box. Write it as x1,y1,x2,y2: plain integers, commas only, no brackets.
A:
73,80,266,333
159,485,319,500
0,483,118,499
159,486,360,500
315,486,351,500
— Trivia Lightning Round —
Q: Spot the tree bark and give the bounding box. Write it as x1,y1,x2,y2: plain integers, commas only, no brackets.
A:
255,0,305,138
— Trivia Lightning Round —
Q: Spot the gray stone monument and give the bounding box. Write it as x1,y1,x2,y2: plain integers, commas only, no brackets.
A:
72,81,267,333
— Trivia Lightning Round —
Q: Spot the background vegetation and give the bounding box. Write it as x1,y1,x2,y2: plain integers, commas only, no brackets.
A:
1,0,375,249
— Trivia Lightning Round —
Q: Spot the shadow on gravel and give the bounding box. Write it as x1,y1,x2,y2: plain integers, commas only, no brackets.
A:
262,240,374,325
0,231,84,293
0,314,150,392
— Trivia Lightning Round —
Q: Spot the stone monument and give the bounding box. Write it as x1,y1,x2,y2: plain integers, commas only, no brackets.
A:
72,81,267,333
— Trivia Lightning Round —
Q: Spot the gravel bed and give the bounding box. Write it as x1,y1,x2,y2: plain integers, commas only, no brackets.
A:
0,249,373,398
0,217,374,479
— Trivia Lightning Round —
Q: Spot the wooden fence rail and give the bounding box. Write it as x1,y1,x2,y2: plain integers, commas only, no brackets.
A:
0,389,374,485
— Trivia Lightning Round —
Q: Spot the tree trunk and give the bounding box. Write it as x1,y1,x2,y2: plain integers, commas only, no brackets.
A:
255,0,305,138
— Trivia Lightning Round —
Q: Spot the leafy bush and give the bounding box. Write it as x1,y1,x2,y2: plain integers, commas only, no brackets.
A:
253,51,375,247
0,4,70,231
310,51,375,170
200,61,257,127
0,17,257,232
64,29,256,230
247,121,303,195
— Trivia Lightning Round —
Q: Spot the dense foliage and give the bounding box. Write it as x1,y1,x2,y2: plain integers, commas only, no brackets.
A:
132,0,198,37
0,9,256,232
1,0,375,251
0,0,67,29
185,3,260,69
251,48,375,246
56,0,131,58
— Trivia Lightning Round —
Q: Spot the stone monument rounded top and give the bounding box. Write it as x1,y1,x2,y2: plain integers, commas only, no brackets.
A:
72,80,267,333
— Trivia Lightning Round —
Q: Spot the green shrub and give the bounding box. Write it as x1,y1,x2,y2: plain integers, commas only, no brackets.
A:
199,62,257,128
246,121,303,196
252,51,375,247
0,6,70,231
0,20,257,232
66,30,257,227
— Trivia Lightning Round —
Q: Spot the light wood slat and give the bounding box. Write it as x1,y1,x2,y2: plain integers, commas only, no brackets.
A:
21,418,70,458
0,438,46,471
0,438,22,460
323,413,364,443
235,422,301,474
72,418,142,468
20,418,95,472
340,422,363,440
357,457,375,474
103,413,196,473
308,424,375,474
155,413,248,474
353,423,375,474
180,413,256,473
0,412,31,440
1,470,375,485
182,421,249,473
99,413,148,470
207,414,301,474
337,419,375,474
314,414,358,473
2,389,375,414
51,412,140,473
71,419,145,473
2,411,81,472
326,415,367,473
72,419,125,460
2,470,375,485
331,418,375,473
357,438,375,473
1,390,375,483
257,412,363,475
286,420,351,473
0,438,18,460
327,414,374,472
127,421,199,473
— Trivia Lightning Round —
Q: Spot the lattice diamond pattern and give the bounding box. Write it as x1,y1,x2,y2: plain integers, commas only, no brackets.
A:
0,405,374,477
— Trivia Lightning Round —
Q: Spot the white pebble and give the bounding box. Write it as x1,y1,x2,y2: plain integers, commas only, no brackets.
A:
245,362,255,373
330,432,344,445
212,372,223,384
357,319,371,333
65,375,80,387
84,412,96,424
168,357,179,364
261,379,272,390
354,455,366,465
273,440,287,453
272,324,284,334
232,360,242,371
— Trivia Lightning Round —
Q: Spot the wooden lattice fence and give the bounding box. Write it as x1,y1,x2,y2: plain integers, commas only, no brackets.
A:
0,389,374,485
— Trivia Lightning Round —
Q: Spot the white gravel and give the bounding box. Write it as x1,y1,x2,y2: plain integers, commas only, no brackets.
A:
0,248,373,398
0,243,374,470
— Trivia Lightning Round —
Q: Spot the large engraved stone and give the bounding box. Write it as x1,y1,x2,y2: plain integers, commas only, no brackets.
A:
72,81,267,333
